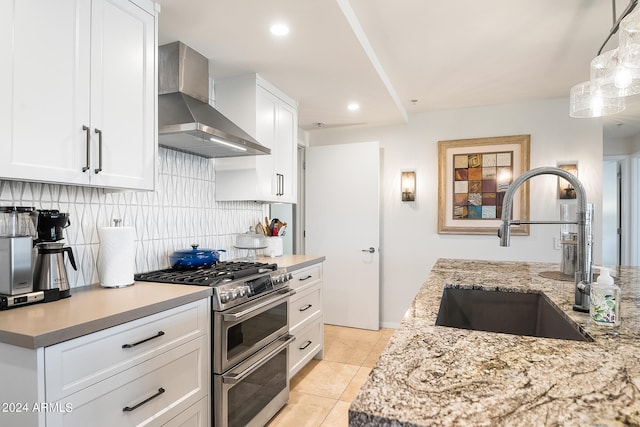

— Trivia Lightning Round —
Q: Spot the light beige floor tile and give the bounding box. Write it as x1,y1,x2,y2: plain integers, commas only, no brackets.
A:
379,327,395,339
321,400,351,427
290,359,321,390
291,360,359,399
273,325,396,427
268,391,335,427
324,324,381,343
339,366,372,402
322,326,381,365
362,337,392,368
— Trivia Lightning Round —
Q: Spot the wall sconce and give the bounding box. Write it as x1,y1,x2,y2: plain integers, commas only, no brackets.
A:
557,164,578,199
401,171,416,202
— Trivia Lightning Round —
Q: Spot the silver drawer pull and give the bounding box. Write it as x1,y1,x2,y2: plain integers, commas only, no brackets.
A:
299,340,312,350
122,387,165,412
299,304,312,312
299,275,313,281
122,331,165,349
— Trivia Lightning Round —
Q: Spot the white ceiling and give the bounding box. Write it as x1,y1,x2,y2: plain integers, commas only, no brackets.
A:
155,0,640,137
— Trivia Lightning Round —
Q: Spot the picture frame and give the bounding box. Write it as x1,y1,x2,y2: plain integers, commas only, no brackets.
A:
437,134,530,235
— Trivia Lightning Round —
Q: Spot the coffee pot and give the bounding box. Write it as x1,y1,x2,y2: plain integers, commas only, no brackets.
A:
0,206,38,296
33,210,76,301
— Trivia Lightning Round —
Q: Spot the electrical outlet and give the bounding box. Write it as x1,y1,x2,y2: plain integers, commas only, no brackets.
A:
553,237,561,250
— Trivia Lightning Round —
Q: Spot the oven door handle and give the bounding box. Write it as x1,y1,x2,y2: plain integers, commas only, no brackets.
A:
222,334,296,385
222,288,296,322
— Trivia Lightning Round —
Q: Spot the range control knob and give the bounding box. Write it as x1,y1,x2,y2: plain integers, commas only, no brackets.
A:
219,291,230,303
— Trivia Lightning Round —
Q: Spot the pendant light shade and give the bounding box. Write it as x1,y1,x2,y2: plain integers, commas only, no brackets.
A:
590,48,640,98
568,1,639,118
569,81,625,118
620,10,640,69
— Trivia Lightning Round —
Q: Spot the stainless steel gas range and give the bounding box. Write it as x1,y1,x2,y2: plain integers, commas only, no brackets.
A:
135,261,295,427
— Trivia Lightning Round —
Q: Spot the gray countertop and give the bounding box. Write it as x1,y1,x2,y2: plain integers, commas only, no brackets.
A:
349,259,640,426
0,282,213,349
0,254,324,349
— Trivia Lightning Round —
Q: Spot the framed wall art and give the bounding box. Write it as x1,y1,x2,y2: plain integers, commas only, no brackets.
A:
438,134,530,235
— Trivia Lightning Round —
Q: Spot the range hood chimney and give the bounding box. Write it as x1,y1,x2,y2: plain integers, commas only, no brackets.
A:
158,41,270,158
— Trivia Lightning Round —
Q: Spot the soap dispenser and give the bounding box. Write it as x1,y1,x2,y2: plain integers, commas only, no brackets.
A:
589,267,621,327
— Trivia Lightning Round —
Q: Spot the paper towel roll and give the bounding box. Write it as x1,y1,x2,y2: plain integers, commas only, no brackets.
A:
98,226,135,288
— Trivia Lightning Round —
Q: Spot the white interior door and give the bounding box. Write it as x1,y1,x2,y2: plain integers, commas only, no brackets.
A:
305,142,380,330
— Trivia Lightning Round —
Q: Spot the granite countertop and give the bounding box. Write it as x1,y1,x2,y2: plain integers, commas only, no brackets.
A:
0,281,212,349
350,259,640,426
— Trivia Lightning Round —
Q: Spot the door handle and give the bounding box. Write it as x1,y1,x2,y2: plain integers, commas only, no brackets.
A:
361,247,375,253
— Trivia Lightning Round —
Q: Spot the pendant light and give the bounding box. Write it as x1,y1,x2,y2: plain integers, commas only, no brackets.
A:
569,80,625,118
569,0,639,118
591,48,640,98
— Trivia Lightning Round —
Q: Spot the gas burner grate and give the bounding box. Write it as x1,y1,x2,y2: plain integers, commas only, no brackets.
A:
134,261,278,286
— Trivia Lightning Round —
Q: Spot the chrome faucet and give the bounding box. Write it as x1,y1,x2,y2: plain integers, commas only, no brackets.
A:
498,166,593,312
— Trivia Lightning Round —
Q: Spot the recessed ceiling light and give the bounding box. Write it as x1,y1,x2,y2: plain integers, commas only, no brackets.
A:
270,23,290,36
347,102,360,111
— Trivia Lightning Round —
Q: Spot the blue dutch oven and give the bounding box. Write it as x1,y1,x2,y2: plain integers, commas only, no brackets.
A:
169,244,226,270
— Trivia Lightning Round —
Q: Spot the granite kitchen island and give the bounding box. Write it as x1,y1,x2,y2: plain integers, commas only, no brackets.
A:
350,259,640,426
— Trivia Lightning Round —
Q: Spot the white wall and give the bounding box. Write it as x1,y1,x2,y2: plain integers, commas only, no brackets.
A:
308,97,603,327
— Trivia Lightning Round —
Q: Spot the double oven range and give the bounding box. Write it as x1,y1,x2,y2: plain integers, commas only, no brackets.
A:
135,261,295,426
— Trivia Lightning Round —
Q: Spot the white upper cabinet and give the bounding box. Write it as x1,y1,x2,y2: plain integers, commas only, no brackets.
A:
214,75,298,203
0,0,157,190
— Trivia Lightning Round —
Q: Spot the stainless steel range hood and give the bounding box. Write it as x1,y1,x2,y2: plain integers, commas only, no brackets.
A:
158,42,270,158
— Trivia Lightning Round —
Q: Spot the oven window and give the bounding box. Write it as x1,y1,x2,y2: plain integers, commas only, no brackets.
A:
227,347,287,426
227,301,287,361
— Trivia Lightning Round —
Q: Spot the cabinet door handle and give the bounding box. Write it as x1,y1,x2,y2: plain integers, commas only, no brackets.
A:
94,128,103,174
121,331,165,349
275,173,284,196
299,340,312,350
299,304,312,312
82,125,91,172
122,387,165,412
299,275,312,281
280,174,285,196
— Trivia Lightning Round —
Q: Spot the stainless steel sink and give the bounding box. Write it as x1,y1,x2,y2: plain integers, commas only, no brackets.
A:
435,287,593,342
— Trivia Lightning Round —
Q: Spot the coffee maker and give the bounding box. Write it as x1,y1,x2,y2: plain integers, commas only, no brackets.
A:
0,206,45,309
33,210,76,301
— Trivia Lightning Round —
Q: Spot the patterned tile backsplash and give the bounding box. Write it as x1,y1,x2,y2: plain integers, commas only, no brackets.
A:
0,148,268,288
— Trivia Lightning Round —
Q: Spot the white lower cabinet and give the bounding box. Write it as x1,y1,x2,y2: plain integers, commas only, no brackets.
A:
289,312,323,377
0,298,210,427
46,336,207,427
288,262,324,378
162,397,208,427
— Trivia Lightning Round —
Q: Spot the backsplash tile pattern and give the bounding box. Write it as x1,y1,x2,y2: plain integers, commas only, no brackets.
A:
0,148,268,288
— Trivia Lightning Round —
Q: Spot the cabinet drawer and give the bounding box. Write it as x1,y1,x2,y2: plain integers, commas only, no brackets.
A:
162,397,208,427
289,264,322,290
289,314,323,378
46,299,209,401
47,336,208,427
289,283,321,331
